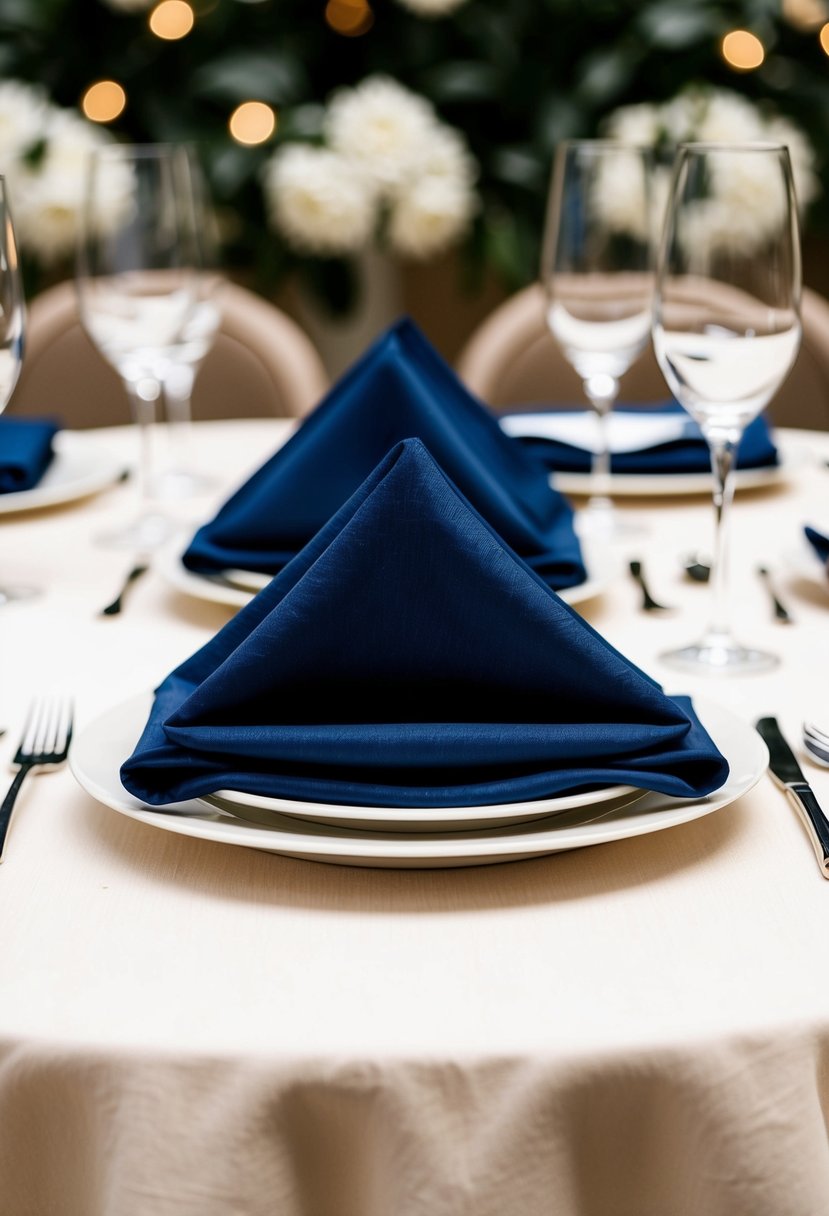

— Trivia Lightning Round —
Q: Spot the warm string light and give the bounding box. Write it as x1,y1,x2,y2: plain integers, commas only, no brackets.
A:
229,101,277,145
325,0,374,37
149,0,195,40
821,21,829,53
721,29,765,70
81,80,127,123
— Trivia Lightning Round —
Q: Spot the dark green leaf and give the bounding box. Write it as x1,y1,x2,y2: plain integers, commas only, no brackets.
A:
636,2,720,48
418,61,501,104
191,52,307,105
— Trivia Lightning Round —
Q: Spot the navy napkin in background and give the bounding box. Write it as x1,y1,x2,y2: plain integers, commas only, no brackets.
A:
499,401,778,476
122,438,729,810
183,318,586,591
804,525,829,565
0,416,60,492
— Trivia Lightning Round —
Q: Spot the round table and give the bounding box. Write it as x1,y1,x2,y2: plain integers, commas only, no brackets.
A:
1,420,828,1216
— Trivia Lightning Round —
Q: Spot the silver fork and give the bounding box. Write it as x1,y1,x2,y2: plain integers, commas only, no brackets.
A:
0,697,73,862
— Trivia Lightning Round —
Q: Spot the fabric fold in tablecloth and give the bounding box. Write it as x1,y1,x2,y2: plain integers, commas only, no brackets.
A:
0,415,60,492
182,317,586,591
122,437,729,809
499,401,778,476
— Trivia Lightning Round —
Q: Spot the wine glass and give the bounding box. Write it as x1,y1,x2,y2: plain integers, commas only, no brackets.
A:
652,142,801,673
154,150,223,499
0,175,35,605
76,142,198,549
540,140,656,538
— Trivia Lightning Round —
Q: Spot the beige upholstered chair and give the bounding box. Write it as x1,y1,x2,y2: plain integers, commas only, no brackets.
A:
456,282,829,430
9,278,330,428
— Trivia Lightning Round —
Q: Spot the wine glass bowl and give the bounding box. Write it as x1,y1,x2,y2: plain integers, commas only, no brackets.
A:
541,141,656,537
652,142,801,673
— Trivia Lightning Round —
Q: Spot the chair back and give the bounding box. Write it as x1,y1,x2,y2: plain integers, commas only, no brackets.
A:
456,282,829,430
9,278,329,427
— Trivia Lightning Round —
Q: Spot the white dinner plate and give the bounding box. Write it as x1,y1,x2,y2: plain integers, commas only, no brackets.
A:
550,460,788,499
157,534,617,612
69,691,768,869
203,780,646,833
0,431,126,515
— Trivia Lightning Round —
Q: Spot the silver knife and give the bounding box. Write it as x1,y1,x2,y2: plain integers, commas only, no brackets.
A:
756,716,829,878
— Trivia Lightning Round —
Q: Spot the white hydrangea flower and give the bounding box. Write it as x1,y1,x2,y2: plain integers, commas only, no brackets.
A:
13,110,121,263
694,90,766,143
590,148,653,242
604,103,660,147
0,80,51,194
395,0,469,15
408,123,477,189
387,173,477,258
325,76,438,192
262,144,378,255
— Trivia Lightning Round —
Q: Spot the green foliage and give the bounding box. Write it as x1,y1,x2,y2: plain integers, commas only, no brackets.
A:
2,0,828,300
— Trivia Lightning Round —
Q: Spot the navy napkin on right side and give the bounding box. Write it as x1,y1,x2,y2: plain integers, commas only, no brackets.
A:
122,437,729,810
0,416,60,492
499,401,778,475
182,318,586,591
804,525,829,566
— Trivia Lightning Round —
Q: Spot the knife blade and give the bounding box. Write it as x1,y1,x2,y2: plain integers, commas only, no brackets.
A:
756,716,829,878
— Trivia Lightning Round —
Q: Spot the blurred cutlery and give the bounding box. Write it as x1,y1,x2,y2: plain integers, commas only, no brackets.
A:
100,561,150,616
628,559,673,613
756,564,794,624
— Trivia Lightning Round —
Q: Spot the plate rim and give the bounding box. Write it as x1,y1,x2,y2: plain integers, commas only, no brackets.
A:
0,430,126,514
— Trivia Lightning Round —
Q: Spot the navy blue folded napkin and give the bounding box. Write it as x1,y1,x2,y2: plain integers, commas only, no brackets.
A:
122,438,729,809
499,401,778,475
804,525,829,565
0,416,60,493
183,317,586,591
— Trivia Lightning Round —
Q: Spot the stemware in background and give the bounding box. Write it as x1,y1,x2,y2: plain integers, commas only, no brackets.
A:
76,142,198,549
0,176,35,605
652,142,801,674
154,151,223,499
540,140,656,538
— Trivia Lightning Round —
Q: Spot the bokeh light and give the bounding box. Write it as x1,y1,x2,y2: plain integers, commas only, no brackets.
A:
149,1,195,39
229,101,277,145
325,0,374,37
721,29,765,70
81,80,127,123
821,21,829,53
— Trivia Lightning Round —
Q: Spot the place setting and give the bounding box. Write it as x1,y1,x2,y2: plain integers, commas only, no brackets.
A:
157,317,618,615
69,436,770,868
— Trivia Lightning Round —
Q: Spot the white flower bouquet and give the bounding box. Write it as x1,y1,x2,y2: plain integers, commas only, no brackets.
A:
596,87,819,254
0,80,121,271
261,75,479,264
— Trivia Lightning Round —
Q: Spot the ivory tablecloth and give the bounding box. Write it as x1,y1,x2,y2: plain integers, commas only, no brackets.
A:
1,420,829,1216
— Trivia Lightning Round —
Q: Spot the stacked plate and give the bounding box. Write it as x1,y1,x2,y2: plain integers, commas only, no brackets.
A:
69,692,768,870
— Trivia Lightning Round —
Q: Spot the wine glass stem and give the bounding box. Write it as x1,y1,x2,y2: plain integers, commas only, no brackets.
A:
704,433,739,645
584,376,618,509
124,376,162,509
164,365,196,468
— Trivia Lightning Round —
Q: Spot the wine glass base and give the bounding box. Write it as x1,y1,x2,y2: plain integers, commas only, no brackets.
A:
151,467,217,500
575,497,645,541
659,638,779,675
0,583,40,606
95,511,175,551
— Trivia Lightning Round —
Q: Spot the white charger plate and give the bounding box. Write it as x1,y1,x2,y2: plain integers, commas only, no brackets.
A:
0,431,126,515
68,691,767,869
157,534,617,611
